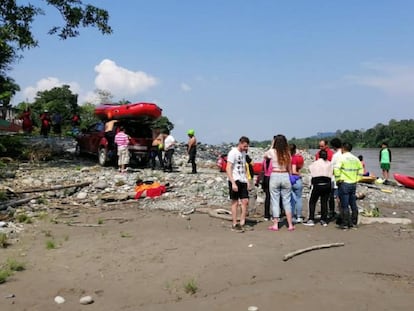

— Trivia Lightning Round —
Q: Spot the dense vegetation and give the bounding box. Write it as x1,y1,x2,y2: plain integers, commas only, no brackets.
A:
250,119,414,149
0,0,112,115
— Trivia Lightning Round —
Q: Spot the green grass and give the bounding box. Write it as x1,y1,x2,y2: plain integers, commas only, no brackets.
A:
120,232,132,238
97,218,104,225
183,278,198,295
6,258,25,271
0,233,8,248
15,213,33,223
0,269,12,284
0,190,7,201
36,197,47,205
46,240,56,249
0,258,26,284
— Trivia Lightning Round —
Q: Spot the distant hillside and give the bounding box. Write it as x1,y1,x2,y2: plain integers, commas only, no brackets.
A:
314,132,336,138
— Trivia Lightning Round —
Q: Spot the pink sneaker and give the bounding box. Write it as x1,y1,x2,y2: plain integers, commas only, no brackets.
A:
268,226,279,231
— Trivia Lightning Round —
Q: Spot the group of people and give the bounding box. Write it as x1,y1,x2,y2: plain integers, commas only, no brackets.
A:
20,108,81,137
113,126,197,174
225,135,378,233
148,130,179,173
226,135,303,233
148,128,197,174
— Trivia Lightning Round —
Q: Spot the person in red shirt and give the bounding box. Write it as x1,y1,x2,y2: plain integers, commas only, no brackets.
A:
315,140,334,161
20,108,33,134
40,110,51,137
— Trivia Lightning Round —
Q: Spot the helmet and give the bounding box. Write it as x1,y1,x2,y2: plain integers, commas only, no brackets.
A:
187,129,195,135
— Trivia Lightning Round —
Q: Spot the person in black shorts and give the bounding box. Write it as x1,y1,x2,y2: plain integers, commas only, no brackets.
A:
226,136,250,232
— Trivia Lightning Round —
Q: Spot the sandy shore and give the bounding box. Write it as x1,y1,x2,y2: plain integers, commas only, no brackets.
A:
1,200,413,311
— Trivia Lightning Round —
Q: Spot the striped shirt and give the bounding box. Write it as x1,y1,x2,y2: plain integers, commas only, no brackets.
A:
114,131,129,148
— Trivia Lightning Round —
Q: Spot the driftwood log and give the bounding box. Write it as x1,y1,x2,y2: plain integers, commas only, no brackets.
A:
283,242,345,261
14,181,92,194
0,195,41,211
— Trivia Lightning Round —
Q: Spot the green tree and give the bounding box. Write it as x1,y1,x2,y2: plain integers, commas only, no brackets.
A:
0,0,112,108
0,76,20,118
152,116,174,133
79,102,99,127
0,0,112,70
31,85,78,125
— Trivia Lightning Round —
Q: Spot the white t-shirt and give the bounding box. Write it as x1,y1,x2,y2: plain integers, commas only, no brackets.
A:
164,135,175,150
227,147,247,183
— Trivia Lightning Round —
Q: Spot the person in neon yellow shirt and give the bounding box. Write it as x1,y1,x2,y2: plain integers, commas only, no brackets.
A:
334,142,363,229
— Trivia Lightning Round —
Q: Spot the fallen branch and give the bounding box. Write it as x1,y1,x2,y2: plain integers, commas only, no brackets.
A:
283,242,345,262
67,223,103,227
0,195,41,211
14,181,92,194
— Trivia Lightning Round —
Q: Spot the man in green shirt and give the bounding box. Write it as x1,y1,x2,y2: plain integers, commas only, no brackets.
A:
334,142,363,229
379,142,392,183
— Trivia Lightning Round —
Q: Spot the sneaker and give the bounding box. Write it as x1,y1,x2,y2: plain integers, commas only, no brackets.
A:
231,224,245,233
296,217,303,224
303,220,315,226
320,220,328,227
339,225,349,230
263,217,270,221
292,217,297,224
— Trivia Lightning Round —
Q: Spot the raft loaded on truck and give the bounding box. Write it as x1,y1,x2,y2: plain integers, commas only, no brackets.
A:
75,102,162,166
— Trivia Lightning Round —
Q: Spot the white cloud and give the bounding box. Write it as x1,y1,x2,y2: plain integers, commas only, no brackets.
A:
180,82,191,92
94,59,158,97
23,77,81,102
345,62,414,96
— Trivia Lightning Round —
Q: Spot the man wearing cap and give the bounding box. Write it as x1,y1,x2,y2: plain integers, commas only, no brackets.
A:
187,129,197,174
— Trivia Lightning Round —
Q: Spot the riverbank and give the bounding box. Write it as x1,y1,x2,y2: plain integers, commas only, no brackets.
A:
0,144,413,310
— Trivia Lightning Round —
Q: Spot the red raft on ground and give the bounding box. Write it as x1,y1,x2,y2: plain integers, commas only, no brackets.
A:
393,173,414,189
95,102,162,120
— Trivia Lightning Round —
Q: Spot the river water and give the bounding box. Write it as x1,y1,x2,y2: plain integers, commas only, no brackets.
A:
308,148,414,178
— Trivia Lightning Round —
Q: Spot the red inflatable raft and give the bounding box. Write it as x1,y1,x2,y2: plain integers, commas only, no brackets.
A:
393,173,414,189
95,102,162,120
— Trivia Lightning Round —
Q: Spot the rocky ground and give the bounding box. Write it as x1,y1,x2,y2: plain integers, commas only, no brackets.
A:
0,138,413,310
1,138,413,223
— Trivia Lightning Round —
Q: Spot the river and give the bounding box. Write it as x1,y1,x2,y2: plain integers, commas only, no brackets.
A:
308,148,414,178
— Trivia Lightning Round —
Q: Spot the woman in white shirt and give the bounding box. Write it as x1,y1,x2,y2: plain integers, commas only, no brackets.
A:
265,134,294,232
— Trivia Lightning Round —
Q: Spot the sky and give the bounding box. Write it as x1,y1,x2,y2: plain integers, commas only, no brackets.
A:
9,0,414,144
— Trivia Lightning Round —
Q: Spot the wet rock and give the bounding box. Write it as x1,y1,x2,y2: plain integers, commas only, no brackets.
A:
76,192,88,200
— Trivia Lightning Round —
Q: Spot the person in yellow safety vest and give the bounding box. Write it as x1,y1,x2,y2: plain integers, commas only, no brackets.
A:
333,142,363,230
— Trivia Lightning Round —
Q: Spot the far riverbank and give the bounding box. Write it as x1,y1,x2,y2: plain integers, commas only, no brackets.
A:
309,148,414,178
